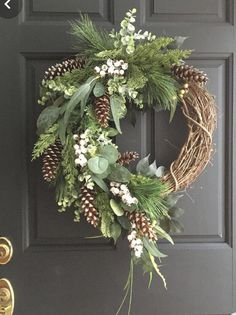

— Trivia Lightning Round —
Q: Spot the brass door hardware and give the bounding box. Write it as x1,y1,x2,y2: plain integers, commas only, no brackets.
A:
0,239,13,265
0,239,14,314
0,279,14,315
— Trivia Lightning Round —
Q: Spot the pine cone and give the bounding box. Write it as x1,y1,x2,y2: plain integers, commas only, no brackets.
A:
80,186,99,228
95,94,110,128
44,57,84,81
171,64,208,84
127,212,157,241
42,140,63,182
117,151,139,166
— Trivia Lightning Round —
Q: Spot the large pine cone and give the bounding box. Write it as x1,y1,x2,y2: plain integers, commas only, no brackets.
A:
95,94,110,128
80,186,99,228
44,57,84,81
42,140,63,182
172,64,208,84
127,212,157,241
117,151,139,166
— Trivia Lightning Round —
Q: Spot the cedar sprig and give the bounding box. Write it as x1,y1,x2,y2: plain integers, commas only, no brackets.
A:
32,124,59,160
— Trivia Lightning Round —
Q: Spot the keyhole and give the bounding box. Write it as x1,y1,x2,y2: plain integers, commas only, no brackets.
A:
0,288,10,306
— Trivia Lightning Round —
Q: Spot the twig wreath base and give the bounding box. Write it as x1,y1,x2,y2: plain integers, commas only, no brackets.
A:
164,83,217,192
32,8,217,315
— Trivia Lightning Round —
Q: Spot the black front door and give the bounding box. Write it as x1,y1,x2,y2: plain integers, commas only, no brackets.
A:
0,1,235,314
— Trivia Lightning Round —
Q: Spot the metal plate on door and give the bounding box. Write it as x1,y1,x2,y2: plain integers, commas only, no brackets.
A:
0,238,13,265
0,279,14,315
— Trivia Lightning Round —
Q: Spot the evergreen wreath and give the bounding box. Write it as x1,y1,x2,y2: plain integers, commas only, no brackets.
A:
32,9,217,314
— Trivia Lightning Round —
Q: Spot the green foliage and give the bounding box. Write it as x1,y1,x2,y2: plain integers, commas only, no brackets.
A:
108,165,131,183
95,193,115,238
98,145,119,164
64,76,97,125
93,81,105,97
70,14,114,57
37,106,61,134
61,134,79,193
88,156,109,174
110,95,126,133
32,124,58,160
96,48,123,60
160,193,185,234
126,64,148,90
130,175,170,220
142,71,179,119
110,199,124,216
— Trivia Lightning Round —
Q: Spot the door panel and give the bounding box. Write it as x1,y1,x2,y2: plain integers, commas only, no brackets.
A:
0,0,235,314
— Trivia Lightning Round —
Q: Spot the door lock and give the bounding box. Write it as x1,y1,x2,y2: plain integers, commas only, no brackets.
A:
0,279,14,315
0,239,14,314
0,238,13,265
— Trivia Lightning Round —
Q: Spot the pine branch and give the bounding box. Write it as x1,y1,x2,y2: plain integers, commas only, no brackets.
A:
130,176,169,221
70,14,114,57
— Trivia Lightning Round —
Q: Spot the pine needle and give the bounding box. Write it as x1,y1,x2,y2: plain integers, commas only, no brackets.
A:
70,14,113,57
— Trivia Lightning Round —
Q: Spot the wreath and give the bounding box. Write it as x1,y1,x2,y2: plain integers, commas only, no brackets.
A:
32,8,216,314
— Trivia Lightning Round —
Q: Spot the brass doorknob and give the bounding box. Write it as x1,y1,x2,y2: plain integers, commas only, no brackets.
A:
0,279,14,315
0,239,13,265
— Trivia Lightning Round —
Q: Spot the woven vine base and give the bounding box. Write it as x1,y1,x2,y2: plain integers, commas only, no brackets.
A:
163,83,217,192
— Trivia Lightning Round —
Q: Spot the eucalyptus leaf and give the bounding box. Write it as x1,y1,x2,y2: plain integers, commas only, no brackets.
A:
88,156,109,174
91,175,109,192
106,128,119,137
110,199,124,216
58,118,67,145
146,160,157,177
169,219,184,234
117,216,131,230
155,225,174,245
53,95,65,107
110,222,121,243
156,166,165,178
143,238,167,259
169,207,185,218
136,155,150,175
99,145,119,164
64,76,96,125
108,165,131,183
168,36,189,49
93,81,105,97
96,166,111,179
166,193,183,208
37,106,60,134
110,95,124,134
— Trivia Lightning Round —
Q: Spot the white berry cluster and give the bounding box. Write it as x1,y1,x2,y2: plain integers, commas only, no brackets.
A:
110,182,138,206
94,59,128,77
127,228,143,258
78,173,94,190
73,133,89,168
134,30,156,41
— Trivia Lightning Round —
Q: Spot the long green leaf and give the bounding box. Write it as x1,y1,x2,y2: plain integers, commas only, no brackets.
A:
64,76,96,125
110,95,124,134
